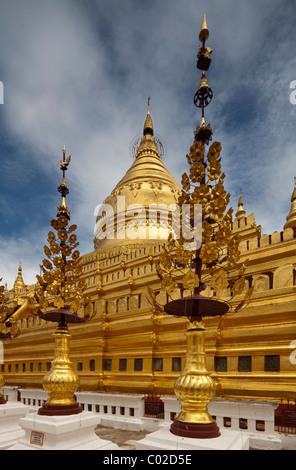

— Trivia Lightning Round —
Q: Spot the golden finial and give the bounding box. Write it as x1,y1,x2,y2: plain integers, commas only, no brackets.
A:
143,97,154,136
236,190,246,220
199,13,209,42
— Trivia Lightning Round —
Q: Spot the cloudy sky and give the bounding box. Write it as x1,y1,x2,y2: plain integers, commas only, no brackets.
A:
0,0,295,288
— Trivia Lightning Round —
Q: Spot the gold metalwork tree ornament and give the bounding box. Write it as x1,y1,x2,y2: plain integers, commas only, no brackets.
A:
35,147,93,416
150,15,253,439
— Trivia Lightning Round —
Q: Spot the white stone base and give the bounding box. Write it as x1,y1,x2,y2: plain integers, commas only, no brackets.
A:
100,415,143,431
8,411,119,450
135,425,249,450
0,402,30,450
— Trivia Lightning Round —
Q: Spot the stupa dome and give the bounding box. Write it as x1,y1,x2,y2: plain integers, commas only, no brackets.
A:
94,104,180,251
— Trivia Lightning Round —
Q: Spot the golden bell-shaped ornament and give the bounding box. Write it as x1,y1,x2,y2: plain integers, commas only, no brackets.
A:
194,71,213,108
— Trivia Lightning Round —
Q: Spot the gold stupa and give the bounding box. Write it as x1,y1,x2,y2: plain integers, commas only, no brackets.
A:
94,100,180,251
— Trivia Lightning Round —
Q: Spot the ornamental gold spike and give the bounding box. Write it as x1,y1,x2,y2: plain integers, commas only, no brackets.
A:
199,13,209,42
143,96,154,136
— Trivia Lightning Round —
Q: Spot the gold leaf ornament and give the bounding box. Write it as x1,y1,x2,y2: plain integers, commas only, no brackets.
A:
75,265,83,275
207,142,222,161
47,284,59,296
189,141,205,162
61,245,72,257
50,243,60,255
215,224,232,246
84,302,93,317
159,252,173,271
174,245,192,264
53,270,65,283
202,221,213,242
67,274,76,284
43,271,54,284
200,241,219,264
43,246,52,258
77,279,85,289
68,234,77,244
71,299,81,312
42,259,53,270
178,190,191,205
161,274,175,294
232,276,246,297
189,162,205,183
192,184,210,205
72,250,80,261
207,160,221,181
54,296,65,309
208,196,227,222
58,229,68,242
50,219,59,230
47,231,56,243
39,296,49,308
181,173,191,192
53,257,64,269
57,215,69,228
66,260,76,271
210,268,228,292
182,269,199,293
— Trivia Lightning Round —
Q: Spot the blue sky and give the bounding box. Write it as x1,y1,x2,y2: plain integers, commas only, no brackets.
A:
0,0,296,288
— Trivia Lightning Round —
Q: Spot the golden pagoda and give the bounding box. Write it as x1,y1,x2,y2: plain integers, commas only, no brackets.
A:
2,17,296,409
94,99,180,252
13,264,25,291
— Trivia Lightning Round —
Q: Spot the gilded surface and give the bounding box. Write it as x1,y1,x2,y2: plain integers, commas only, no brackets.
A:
42,325,79,406
174,324,217,424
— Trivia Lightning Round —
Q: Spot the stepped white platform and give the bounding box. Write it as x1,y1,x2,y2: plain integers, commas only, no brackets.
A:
0,402,30,450
8,410,119,450
136,424,249,450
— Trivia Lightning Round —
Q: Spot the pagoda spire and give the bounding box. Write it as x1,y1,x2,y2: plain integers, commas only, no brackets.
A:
143,96,154,136
235,191,246,220
135,98,160,159
284,177,296,230
14,262,25,290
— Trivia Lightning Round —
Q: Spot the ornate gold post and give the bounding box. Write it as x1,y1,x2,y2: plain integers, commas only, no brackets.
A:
38,321,82,415
170,321,220,438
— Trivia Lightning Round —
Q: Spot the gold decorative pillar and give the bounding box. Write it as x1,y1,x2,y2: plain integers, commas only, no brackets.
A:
170,321,220,438
38,322,82,415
